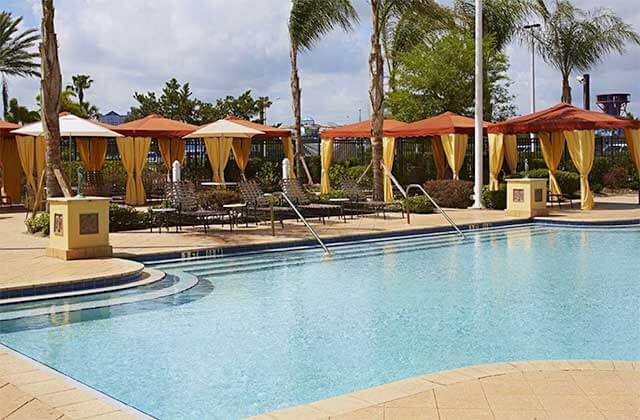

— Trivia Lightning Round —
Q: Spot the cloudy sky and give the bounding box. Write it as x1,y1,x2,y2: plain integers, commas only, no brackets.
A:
2,0,639,125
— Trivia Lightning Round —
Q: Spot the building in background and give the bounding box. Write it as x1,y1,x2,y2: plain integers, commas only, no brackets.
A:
98,111,127,126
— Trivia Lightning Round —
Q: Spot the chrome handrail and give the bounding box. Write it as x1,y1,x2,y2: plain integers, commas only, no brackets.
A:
273,192,332,256
407,184,465,239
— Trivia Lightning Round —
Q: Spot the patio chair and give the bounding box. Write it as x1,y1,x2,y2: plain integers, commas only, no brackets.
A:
281,178,343,223
166,181,226,233
237,180,292,228
340,177,391,219
144,172,168,205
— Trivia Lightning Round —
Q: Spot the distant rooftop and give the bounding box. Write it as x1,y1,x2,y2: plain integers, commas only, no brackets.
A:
98,111,127,126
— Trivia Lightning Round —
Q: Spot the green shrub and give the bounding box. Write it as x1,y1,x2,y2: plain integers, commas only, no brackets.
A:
25,212,50,235
255,160,281,192
109,204,153,231
197,190,241,209
403,196,434,214
318,189,349,201
424,179,474,208
481,184,507,209
603,166,629,190
522,168,580,196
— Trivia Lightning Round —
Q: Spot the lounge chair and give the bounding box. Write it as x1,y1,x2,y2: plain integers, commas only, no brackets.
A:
281,179,343,223
339,177,392,219
237,180,292,227
165,181,226,233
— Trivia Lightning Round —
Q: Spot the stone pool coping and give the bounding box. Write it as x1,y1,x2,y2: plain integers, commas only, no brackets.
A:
252,359,640,420
0,343,151,419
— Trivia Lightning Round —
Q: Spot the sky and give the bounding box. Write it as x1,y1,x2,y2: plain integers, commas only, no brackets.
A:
1,0,639,125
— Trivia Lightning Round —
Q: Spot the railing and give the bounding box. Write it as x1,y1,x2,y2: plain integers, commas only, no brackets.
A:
381,163,464,239
272,192,331,256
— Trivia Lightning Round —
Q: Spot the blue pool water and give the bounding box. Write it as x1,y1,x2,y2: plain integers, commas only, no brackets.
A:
1,225,640,418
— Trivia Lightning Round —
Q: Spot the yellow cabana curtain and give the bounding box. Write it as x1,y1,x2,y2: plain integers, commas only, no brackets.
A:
431,136,447,179
231,138,252,179
623,128,640,174
382,136,396,203
440,134,468,180
320,138,334,193
538,131,565,196
564,130,595,210
116,136,150,206
0,137,21,202
204,137,233,184
503,134,518,175
488,133,505,191
77,138,108,171
281,137,296,178
15,135,46,195
157,137,185,170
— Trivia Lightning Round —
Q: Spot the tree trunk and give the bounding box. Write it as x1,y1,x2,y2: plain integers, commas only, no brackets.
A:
2,78,8,120
369,0,384,201
561,72,572,104
41,0,63,198
289,43,303,179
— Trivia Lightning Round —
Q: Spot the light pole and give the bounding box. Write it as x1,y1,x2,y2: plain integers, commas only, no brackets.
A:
577,74,590,110
472,0,484,209
524,23,541,152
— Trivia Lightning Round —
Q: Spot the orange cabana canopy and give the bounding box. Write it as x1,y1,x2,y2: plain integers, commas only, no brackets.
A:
321,119,407,139
488,103,638,134
388,112,489,138
0,120,19,135
113,114,198,138
223,116,291,139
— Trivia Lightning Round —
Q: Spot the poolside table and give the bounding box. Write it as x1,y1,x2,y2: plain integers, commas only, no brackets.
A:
223,203,247,231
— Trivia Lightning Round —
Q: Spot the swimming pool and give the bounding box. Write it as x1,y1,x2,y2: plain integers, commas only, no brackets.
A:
1,224,639,418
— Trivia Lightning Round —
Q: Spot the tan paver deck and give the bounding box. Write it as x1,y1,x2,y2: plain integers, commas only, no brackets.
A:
0,344,144,419
255,360,640,420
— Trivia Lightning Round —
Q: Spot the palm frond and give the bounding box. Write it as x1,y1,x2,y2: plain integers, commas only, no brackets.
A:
0,12,40,79
289,0,359,52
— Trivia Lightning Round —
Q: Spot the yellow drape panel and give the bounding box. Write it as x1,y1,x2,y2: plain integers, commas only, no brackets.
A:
34,137,46,188
231,138,252,177
431,136,447,179
16,135,44,194
488,133,505,191
77,138,108,171
116,136,150,206
320,138,334,193
0,137,21,202
538,131,565,196
564,130,595,210
382,136,396,203
157,137,186,170
281,137,296,178
204,137,233,184
440,134,468,180
503,134,518,175
623,128,640,174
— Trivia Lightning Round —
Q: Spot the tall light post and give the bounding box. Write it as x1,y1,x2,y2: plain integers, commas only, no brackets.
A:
472,0,484,209
524,23,541,152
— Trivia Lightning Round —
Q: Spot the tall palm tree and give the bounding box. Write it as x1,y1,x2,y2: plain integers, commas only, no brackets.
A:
369,0,443,200
0,11,40,118
531,0,640,104
67,74,93,107
289,0,358,180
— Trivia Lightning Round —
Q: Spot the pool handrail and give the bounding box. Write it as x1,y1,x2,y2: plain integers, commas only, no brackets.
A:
272,191,332,256
406,184,465,239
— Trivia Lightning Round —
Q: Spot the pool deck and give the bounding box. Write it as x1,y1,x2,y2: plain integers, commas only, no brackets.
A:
0,193,639,419
253,360,640,420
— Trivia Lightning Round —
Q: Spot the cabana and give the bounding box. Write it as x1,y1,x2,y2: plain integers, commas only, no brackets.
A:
388,112,492,182
0,120,21,203
488,103,640,210
12,113,122,204
184,117,295,183
320,119,407,202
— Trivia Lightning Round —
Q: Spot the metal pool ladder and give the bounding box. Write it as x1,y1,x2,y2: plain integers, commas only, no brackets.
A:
381,163,464,239
273,192,332,256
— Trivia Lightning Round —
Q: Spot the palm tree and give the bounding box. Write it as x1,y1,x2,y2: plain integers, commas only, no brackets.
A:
0,11,40,118
369,0,443,200
67,74,93,107
289,0,359,180
531,0,640,104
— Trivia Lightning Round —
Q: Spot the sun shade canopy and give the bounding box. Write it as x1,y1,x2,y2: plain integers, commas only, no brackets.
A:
11,113,123,137
224,116,291,139
0,120,19,136
388,112,489,137
321,119,407,139
114,114,198,138
488,103,639,134
183,119,264,139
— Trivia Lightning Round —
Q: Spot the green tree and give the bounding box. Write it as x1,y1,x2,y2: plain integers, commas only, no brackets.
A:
289,0,358,179
67,74,93,106
531,0,640,104
0,11,40,118
5,97,39,124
